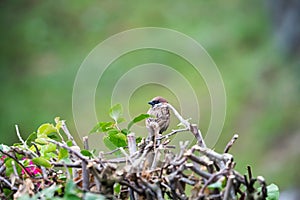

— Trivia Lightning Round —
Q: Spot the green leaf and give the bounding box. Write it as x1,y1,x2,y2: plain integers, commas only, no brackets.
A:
107,129,120,137
37,123,57,136
266,183,279,200
109,104,123,123
32,157,52,168
136,137,142,143
81,150,93,158
58,148,69,160
117,117,126,124
121,128,129,135
44,143,56,154
109,132,127,148
35,137,48,145
66,140,73,147
4,158,14,177
4,158,22,176
207,181,223,190
90,122,114,134
25,132,37,146
114,183,121,194
103,136,117,151
48,132,62,142
127,114,151,130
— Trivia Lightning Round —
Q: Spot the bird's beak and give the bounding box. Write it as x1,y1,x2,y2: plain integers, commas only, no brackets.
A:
148,101,155,106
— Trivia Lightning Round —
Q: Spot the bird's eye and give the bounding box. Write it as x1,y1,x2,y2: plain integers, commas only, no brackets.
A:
153,100,160,104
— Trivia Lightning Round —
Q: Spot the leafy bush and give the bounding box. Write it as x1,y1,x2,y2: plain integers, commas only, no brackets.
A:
0,104,279,200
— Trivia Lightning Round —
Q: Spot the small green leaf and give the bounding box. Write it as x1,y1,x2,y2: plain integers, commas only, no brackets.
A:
127,114,151,130
107,129,120,136
103,136,117,151
90,122,114,134
25,132,37,146
109,104,123,123
4,158,14,176
117,117,126,124
207,181,223,190
266,183,279,200
114,183,121,194
48,132,62,142
81,150,93,158
58,148,69,160
136,137,142,143
37,123,57,136
32,157,52,168
121,129,129,135
44,143,56,154
35,137,48,145
109,133,127,147
66,140,73,147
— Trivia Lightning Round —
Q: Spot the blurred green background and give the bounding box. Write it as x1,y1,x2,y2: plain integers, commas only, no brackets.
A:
1,0,300,196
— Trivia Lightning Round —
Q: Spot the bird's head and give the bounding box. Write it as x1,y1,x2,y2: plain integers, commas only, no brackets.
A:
148,96,168,107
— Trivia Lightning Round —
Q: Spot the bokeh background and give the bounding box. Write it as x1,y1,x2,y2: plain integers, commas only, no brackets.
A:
1,1,300,198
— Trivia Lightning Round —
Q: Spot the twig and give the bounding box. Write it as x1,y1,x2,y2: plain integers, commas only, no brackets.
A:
224,175,235,200
156,128,189,141
15,125,27,149
82,160,89,191
224,134,239,153
127,133,136,156
167,103,190,128
83,136,89,150
0,176,18,191
199,167,229,195
190,124,206,148
60,120,77,146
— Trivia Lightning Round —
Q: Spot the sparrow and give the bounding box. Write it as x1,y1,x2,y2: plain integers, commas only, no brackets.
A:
146,96,170,140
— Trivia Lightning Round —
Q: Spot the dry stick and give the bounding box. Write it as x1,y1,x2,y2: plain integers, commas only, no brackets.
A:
190,124,206,148
199,167,230,195
167,104,190,128
156,128,189,141
185,163,212,179
127,133,136,156
257,176,268,199
15,125,27,149
61,120,78,146
47,139,88,162
82,161,89,192
51,161,82,168
11,161,19,179
194,145,233,169
89,165,102,191
224,175,235,200
119,180,144,195
0,176,18,191
62,162,71,180
119,147,133,164
167,103,206,148
82,137,90,192
83,136,89,150
224,134,239,153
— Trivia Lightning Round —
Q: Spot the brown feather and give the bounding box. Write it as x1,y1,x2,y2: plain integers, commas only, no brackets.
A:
146,97,170,135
